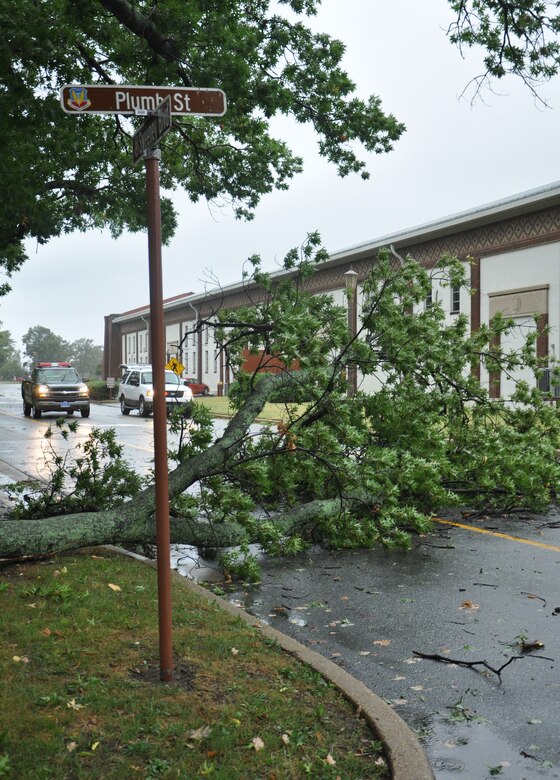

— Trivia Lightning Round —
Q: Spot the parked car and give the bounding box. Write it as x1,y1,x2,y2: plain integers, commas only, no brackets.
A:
183,377,210,396
119,365,193,416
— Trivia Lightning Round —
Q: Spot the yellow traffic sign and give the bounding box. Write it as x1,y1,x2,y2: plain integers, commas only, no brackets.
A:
166,357,185,376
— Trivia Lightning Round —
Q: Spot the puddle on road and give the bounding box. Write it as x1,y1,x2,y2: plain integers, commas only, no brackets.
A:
397,710,559,779
170,544,224,582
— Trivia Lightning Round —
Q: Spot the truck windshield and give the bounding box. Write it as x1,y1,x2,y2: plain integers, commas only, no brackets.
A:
36,368,81,383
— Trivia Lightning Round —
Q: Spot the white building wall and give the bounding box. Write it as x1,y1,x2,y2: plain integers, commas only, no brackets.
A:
137,329,149,364
359,261,473,396
480,244,560,394
165,323,181,361
181,321,193,375
124,332,137,364
201,325,216,389
430,261,472,327
327,285,387,396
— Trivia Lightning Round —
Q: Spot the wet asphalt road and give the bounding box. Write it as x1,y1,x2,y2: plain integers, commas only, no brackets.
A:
1,382,559,778
220,516,560,780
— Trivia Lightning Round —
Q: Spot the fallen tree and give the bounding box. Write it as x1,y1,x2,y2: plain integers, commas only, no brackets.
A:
2,249,560,568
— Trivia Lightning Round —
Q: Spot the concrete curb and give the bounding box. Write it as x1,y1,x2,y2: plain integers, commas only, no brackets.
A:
106,546,435,780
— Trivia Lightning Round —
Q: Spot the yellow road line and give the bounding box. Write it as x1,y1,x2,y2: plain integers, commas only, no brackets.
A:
434,517,560,553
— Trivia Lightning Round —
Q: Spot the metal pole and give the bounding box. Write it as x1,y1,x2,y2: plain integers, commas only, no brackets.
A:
145,147,173,682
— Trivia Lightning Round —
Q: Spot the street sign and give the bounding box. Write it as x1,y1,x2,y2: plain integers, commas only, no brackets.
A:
132,96,172,164
60,84,227,116
165,357,185,376
60,80,228,683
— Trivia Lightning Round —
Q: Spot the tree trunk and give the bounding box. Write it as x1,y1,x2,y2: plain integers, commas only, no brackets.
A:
0,372,301,561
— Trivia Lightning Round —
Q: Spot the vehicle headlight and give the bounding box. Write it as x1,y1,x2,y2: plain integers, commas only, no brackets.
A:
36,384,50,397
78,383,89,397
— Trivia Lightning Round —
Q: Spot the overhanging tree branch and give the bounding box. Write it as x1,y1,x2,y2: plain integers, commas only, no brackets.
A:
96,0,187,73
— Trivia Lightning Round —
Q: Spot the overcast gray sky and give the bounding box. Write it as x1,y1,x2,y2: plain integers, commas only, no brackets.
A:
3,0,560,354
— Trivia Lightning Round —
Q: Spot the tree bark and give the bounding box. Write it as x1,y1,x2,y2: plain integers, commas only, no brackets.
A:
0,372,305,561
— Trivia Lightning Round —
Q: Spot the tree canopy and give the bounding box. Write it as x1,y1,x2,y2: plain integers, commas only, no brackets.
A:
448,1,560,97
21,325,103,378
3,0,559,290
68,338,103,378
21,327,103,377
22,326,71,364
1,0,405,286
0,322,23,379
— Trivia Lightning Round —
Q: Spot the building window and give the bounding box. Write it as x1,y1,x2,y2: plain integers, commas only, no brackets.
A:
204,350,209,373
214,349,218,373
451,285,460,314
127,334,137,362
425,288,433,309
204,326,209,346
192,351,196,374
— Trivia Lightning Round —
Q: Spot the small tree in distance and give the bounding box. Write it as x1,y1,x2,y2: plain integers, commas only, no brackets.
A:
22,326,71,365
0,322,23,379
68,338,103,379
21,327,103,377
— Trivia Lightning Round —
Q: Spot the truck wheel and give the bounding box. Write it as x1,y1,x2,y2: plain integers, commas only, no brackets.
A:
202,387,210,396
32,404,42,419
80,407,90,418
139,396,150,417
23,400,31,417
120,396,130,416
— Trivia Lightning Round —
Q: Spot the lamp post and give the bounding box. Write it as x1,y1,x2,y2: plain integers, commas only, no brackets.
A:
344,268,358,397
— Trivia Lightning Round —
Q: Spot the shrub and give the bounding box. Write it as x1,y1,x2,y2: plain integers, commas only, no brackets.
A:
87,379,118,401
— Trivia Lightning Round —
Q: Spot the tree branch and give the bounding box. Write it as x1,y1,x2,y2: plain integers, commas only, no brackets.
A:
96,0,191,82
413,650,523,683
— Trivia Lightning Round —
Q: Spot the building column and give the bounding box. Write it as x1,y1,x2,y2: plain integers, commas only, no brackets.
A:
470,256,481,382
345,269,359,397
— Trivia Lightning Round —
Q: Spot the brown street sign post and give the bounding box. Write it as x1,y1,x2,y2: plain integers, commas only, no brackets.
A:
61,83,227,683
131,96,175,681
60,84,226,116
144,144,174,681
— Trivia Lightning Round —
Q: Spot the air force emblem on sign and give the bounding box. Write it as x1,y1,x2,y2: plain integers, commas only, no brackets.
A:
66,87,92,112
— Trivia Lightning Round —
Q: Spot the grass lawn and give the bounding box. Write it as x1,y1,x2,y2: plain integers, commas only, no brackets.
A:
195,395,307,424
0,550,389,779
